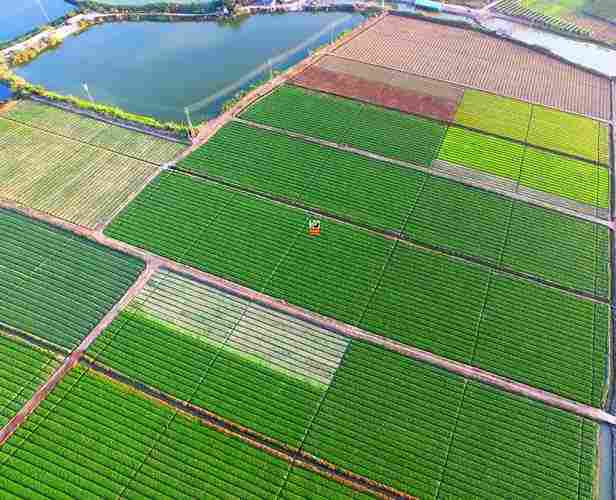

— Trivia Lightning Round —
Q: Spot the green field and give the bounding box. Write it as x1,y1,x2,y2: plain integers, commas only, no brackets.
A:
302,341,598,498
528,105,602,163
0,367,366,499
90,269,350,447
502,202,610,297
0,209,144,349
520,147,609,208
105,172,609,405
437,126,525,181
178,122,427,233
0,333,59,429
453,90,531,141
240,85,447,166
0,118,159,228
494,0,590,35
2,100,185,165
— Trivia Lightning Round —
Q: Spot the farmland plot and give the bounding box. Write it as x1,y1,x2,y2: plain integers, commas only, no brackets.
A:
0,367,367,499
179,122,427,232
303,341,598,498
502,203,610,298
0,332,59,429
2,100,185,164
0,209,144,349
453,90,531,141
239,86,447,166
90,269,349,446
0,118,161,228
519,147,609,209
527,106,602,163
106,171,393,323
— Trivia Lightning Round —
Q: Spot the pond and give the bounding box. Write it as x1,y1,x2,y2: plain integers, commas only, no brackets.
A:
14,12,364,123
481,17,616,77
1,0,75,43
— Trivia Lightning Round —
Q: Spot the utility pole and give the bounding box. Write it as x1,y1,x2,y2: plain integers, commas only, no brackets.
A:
36,0,51,24
82,83,94,103
184,107,194,131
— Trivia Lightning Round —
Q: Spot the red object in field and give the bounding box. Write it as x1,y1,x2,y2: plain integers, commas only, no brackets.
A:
308,219,321,236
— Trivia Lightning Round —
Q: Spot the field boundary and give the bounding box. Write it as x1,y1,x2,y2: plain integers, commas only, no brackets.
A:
0,114,165,168
82,357,410,500
287,78,610,167
0,262,158,447
0,199,614,426
232,117,610,226
319,53,613,125
27,95,191,145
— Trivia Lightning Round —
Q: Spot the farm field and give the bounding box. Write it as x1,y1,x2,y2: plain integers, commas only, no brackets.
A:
105,172,609,405
454,90,609,165
0,332,59,429
0,208,144,350
493,0,590,35
179,123,609,297
239,85,447,166
586,0,616,22
302,341,599,498
1,100,186,165
0,366,368,499
0,118,159,228
89,269,349,447
439,127,608,209
179,121,426,232
333,15,611,120
292,55,464,121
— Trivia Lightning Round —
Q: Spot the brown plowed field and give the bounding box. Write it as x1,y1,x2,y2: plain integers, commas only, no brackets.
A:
333,15,611,120
292,61,462,121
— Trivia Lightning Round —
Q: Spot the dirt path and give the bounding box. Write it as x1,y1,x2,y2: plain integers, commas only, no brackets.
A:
1,199,614,427
0,262,159,447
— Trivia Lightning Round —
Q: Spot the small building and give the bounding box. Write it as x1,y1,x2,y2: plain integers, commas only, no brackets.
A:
415,0,442,12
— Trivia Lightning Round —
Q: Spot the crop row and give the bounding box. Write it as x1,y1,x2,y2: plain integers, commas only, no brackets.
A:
239,85,447,166
0,333,59,429
0,118,159,228
178,124,609,298
0,367,368,499
2,100,185,165
89,268,349,447
104,172,609,405
304,341,597,498
494,0,591,35
453,90,609,165
0,209,144,349
438,126,609,209
454,90,531,141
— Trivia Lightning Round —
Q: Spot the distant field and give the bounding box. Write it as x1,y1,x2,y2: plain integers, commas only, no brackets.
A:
240,85,447,166
0,209,143,349
105,172,609,405
0,333,59,429
71,0,217,5
89,269,349,447
3,100,185,165
0,366,367,499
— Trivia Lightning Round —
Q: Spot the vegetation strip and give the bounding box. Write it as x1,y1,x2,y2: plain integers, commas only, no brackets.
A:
232,117,610,225
180,119,610,300
0,197,613,426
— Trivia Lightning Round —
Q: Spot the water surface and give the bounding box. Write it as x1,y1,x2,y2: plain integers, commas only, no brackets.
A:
15,13,363,123
482,18,616,76
1,0,74,43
